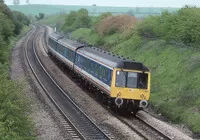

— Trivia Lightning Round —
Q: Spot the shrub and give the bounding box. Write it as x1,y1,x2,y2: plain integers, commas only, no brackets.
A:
96,15,137,35
137,6,200,44
0,74,35,139
62,9,91,32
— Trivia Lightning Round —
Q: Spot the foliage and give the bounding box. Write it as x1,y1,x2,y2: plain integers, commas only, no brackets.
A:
13,0,20,5
127,10,135,16
0,74,35,139
62,8,91,32
12,11,30,35
35,13,45,20
96,15,137,35
62,11,77,32
0,1,36,139
72,9,91,29
12,11,30,26
26,0,30,4
0,13,14,41
92,12,112,27
0,2,13,19
136,6,200,44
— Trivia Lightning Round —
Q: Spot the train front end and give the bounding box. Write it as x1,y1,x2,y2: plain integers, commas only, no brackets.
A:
110,62,150,112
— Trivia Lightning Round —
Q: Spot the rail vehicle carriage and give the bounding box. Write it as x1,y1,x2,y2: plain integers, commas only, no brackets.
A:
48,32,151,113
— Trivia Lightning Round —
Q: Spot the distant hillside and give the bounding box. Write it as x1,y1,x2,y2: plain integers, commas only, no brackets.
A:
8,4,179,17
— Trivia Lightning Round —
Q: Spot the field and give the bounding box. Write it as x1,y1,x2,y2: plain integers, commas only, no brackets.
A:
9,4,179,17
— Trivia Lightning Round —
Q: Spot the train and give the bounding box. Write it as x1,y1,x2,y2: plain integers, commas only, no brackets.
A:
47,32,151,113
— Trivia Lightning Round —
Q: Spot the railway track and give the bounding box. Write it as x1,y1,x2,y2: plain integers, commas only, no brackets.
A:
24,25,111,140
115,113,172,140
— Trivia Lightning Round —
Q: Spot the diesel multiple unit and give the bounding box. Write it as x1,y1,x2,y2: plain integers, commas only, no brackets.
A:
48,32,150,113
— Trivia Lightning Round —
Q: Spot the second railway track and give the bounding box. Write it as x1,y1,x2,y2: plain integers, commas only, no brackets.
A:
24,25,112,140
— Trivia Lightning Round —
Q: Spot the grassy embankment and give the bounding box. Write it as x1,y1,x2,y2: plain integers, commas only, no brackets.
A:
40,7,200,134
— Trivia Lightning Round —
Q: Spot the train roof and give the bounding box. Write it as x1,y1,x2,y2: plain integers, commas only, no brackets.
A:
49,32,149,72
77,46,150,72
49,33,84,50
49,32,63,40
58,38,84,50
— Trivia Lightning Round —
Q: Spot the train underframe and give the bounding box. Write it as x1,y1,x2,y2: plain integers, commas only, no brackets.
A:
81,80,142,114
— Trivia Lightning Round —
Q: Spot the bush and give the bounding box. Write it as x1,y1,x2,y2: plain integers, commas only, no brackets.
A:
137,6,200,44
0,13,14,41
96,15,137,35
62,9,91,32
0,75,35,139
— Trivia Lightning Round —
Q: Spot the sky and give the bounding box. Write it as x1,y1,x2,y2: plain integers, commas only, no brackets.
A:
4,0,200,7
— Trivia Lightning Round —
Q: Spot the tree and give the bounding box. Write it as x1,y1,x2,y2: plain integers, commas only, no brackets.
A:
12,11,30,35
26,0,30,4
72,8,91,29
62,9,91,32
127,10,135,16
35,13,45,20
0,13,14,41
0,1,13,19
13,0,20,5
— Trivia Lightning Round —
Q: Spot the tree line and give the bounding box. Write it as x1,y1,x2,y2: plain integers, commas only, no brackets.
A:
62,6,200,46
0,0,30,65
13,0,30,5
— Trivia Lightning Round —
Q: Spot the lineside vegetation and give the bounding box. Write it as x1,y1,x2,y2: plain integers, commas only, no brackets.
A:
0,1,35,139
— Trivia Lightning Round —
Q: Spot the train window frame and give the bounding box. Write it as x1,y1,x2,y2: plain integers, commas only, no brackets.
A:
91,62,94,73
115,70,148,89
104,68,108,82
127,72,138,88
95,63,99,77
115,70,126,87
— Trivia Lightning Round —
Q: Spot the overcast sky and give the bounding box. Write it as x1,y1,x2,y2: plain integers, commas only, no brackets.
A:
5,0,200,7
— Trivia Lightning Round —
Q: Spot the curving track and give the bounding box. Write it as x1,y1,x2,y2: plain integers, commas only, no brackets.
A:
24,25,111,140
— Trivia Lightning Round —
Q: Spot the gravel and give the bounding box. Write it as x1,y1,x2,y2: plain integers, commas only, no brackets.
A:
137,111,193,140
